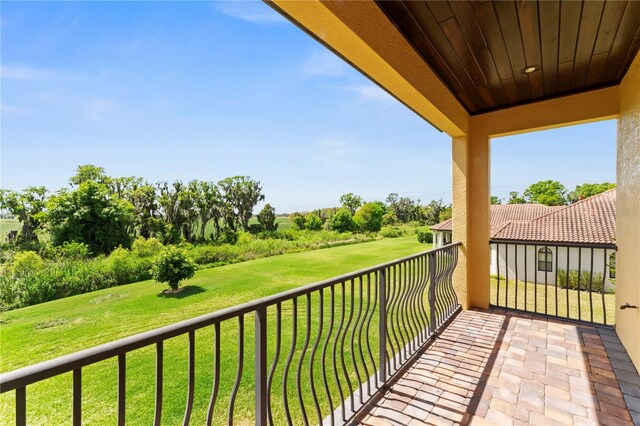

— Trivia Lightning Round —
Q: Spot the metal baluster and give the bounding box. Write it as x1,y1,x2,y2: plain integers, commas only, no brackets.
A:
534,245,538,314
228,315,244,426
496,243,500,306
154,342,163,426
524,245,528,311
283,299,298,426
378,269,387,384
322,286,335,425
514,244,519,310
309,290,324,426
183,331,195,426
296,295,311,426
73,369,81,426
366,273,379,390
602,249,608,325
118,354,126,426
387,266,400,372
16,387,26,426
267,304,281,426
332,283,345,422
352,277,365,404
206,323,221,426
255,308,268,426
505,243,510,308
341,280,355,416
555,246,559,316
566,247,570,319
589,248,595,323
544,245,549,315
577,248,582,321
428,252,436,334
360,274,373,396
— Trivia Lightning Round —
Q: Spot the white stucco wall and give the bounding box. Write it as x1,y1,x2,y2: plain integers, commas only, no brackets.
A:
490,243,616,292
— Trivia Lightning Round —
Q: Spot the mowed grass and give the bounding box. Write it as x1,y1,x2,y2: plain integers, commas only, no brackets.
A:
1,236,430,425
490,278,616,325
0,218,21,240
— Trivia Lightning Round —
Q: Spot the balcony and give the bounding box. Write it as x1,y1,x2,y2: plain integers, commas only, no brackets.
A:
2,244,640,425
361,309,640,426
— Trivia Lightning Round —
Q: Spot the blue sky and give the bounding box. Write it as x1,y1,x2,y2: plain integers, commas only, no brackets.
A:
1,1,616,212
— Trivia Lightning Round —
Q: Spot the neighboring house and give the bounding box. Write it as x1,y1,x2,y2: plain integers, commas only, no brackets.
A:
432,190,617,291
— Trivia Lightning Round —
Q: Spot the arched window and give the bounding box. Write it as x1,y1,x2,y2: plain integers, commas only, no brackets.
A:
609,253,616,279
537,247,552,272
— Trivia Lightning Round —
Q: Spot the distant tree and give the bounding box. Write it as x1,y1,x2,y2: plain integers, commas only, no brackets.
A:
339,193,363,215
354,202,385,232
257,204,278,231
385,193,399,206
156,181,198,243
490,196,502,205
438,205,452,222
46,181,134,254
129,182,162,239
189,180,222,240
523,180,568,206
151,247,196,291
382,210,399,226
289,212,306,230
423,199,448,225
330,208,356,233
0,186,48,243
69,165,109,187
568,182,616,203
508,191,526,204
304,212,323,231
394,197,416,223
219,176,264,232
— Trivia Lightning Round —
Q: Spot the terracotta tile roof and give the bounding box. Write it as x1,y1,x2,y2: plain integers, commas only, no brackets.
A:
430,189,616,245
429,204,562,233
492,189,616,245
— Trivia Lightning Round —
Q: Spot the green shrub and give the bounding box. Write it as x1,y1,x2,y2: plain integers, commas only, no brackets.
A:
380,227,401,238
290,212,306,230
330,208,356,233
305,213,323,231
417,230,433,244
107,247,152,285
221,230,239,245
557,269,604,292
54,241,91,260
354,202,385,232
151,247,196,290
257,204,278,231
12,251,44,276
131,237,164,258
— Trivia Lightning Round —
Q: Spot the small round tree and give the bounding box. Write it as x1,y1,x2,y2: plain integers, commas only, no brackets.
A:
151,247,196,292
330,208,355,233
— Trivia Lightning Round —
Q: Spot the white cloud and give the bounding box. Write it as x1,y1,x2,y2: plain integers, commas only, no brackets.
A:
344,83,395,103
216,1,286,24
0,103,32,114
1,65,74,81
315,138,361,168
300,50,348,79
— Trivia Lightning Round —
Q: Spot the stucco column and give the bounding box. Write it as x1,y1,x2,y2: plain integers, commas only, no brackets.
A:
452,128,491,310
616,53,640,369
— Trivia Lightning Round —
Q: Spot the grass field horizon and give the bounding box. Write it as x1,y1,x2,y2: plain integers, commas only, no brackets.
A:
0,236,431,425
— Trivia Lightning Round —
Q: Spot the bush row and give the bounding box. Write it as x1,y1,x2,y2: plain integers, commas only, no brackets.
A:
0,231,377,310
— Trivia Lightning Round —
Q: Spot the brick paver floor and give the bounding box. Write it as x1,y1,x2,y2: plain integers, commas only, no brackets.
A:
359,308,640,426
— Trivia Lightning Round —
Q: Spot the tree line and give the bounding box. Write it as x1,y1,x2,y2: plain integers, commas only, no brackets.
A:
0,165,273,255
288,192,452,233
493,180,615,206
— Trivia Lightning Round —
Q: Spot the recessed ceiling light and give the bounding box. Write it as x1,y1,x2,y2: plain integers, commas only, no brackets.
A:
522,66,538,74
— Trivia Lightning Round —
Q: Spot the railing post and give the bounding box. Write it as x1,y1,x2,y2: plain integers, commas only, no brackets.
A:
378,268,387,383
429,252,437,333
255,307,268,426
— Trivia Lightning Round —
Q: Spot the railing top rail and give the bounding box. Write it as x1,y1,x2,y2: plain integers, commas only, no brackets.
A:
0,242,460,392
489,239,617,250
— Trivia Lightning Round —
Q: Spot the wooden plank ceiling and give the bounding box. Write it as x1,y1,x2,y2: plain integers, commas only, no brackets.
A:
376,0,640,114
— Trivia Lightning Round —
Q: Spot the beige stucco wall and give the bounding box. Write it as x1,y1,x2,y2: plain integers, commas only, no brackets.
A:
452,130,491,309
616,53,640,368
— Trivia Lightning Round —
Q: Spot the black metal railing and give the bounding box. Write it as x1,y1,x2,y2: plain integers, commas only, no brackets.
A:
0,243,460,426
490,240,617,325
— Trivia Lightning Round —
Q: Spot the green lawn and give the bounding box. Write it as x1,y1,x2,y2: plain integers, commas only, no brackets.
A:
1,236,430,425
0,219,20,241
490,278,616,325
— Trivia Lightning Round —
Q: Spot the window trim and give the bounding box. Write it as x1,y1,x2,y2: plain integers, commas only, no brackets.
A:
537,247,553,272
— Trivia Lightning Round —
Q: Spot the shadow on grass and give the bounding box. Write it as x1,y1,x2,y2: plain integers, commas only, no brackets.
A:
156,285,206,299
